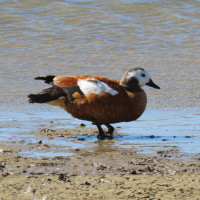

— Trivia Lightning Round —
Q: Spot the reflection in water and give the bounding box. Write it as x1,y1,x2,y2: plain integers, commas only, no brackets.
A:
91,139,124,153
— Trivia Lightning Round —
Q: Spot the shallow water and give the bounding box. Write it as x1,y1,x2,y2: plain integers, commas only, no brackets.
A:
0,108,199,157
0,0,200,157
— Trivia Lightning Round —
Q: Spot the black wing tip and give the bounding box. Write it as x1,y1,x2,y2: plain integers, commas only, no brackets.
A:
34,77,45,80
34,75,56,84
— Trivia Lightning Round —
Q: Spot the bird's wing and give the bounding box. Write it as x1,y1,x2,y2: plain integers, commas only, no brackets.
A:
53,75,120,97
53,75,93,87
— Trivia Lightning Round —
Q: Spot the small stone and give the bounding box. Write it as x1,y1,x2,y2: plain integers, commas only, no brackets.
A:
42,144,50,148
80,123,86,127
85,181,91,185
100,178,111,183
130,170,137,175
2,172,10,177
58,174,66,181
157,151,164,154
41,128,55,133
78,138,85,141
31,188,36,194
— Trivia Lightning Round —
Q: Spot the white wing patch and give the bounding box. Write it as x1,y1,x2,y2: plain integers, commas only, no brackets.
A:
77,78,118,96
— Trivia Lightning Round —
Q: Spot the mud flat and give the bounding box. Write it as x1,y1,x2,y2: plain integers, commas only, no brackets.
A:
0,128,200,200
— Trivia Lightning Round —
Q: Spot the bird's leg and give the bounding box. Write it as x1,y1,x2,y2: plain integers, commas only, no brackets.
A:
105,124,114,138
94,122,106,140
105,124,114,135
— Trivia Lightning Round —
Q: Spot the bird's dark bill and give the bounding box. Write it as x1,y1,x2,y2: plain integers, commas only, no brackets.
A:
146,79,160,89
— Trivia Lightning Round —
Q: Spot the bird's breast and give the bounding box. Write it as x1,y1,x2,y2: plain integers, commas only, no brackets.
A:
65,89,147,124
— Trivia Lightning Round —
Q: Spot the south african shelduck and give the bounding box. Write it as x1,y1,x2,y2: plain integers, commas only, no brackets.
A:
28,68,160,139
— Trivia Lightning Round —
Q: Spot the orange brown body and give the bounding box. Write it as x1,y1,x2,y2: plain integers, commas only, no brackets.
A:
56,76,147,124
28,68,159,139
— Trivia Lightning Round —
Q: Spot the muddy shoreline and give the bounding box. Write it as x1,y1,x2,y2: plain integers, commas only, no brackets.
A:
1,128,200,200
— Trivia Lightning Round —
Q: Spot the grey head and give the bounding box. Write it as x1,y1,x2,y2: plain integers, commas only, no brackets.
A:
120,68,160,91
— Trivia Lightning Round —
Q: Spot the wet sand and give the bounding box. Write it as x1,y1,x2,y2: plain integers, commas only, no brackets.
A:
1,128,200,200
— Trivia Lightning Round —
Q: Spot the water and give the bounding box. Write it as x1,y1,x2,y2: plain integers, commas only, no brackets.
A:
0,108,199,157
0,0,200,157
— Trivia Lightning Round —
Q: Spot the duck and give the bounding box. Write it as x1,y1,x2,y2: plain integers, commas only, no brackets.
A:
28,68,160,139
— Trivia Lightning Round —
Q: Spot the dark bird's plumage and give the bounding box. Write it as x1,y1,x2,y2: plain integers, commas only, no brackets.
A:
34,75,56,85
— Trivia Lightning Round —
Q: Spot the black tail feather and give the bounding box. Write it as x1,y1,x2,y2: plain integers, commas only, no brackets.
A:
34,75,56,85
28,86,67,104
28,94,52,103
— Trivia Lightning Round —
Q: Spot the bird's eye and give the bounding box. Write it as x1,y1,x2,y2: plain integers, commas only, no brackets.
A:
141,73,146,77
